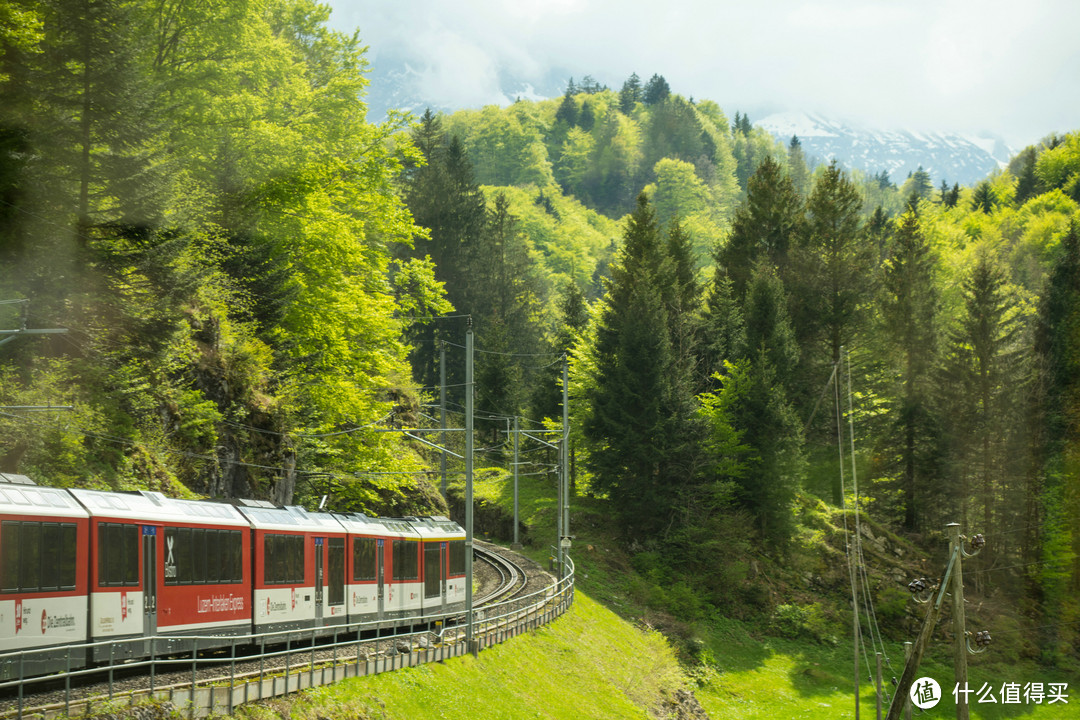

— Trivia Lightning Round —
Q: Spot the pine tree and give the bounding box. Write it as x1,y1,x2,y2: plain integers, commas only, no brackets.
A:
699,265,803,545
787,135,811,197
584,193,700,535
901,166,934,206
938,251,1027,559
619,72,641,114
717,156,804,297
791,162,874,376
743,263,799,390
402,112,487,389
1013,146,1040,205
555,90,578,127
643,73,671,105
699,268,746,385
578,99,595,132
865,205,893,261
971,181,995,213
877,209,943,530
532,282,588,423
1031,221,1080,652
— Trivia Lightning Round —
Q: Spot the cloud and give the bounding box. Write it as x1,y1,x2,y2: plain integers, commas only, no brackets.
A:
330,0,1080,147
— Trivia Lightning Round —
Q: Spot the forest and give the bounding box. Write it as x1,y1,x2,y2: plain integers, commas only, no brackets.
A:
1,0,1079,671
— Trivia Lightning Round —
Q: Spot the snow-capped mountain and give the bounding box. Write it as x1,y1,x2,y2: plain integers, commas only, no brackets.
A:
757,112,1014,187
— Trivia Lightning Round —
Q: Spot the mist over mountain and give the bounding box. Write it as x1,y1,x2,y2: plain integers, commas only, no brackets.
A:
365,61,1015,188
757,111,1013,187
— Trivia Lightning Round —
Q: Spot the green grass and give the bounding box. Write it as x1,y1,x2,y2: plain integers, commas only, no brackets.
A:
238,592,689,720
692,614,1077,719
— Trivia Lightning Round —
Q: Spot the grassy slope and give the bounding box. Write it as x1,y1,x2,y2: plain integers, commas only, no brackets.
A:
238,593,688,720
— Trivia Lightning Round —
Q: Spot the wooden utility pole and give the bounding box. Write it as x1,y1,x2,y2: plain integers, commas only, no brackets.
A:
948,523,969,720
876,652,883,720
903,642,913,720
886,522,973,720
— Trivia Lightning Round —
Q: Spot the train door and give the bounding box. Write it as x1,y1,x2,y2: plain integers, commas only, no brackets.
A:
327,537,345,619
424,542,441,607
441,542,448,610
142,525,157,638
376,539,384,619
313,537,324,623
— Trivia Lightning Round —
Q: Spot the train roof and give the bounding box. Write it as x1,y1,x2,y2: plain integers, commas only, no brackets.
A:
66,488,250,526
403,515,465,538
0,482,89,519
333,512,420,538
230,502,348,533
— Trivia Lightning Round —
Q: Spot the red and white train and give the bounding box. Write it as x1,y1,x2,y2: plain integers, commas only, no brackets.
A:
0,474,466,679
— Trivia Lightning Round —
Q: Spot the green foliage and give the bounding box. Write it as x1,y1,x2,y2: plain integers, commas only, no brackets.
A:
874,209,944,530
718,156,804,297
0,0,444,510
697,354,803,546
1036,133,1080,200
583,193,703,536
770,602,833,643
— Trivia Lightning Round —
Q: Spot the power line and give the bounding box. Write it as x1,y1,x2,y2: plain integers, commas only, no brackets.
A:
443,341,562,358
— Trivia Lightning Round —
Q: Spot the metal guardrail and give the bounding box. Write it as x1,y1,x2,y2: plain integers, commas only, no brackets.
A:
0,554,574,719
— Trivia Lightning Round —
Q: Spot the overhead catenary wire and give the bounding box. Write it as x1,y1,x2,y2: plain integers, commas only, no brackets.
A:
442,340,562,358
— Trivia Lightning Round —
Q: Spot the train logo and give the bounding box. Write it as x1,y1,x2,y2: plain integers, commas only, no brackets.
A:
41,609,46,634
164,534,177,579
14,599,21,633
120,591,128,621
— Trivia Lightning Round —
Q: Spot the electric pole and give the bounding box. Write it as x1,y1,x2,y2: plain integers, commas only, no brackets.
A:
512,415,521,549
465,320,477,655
439,341,447,500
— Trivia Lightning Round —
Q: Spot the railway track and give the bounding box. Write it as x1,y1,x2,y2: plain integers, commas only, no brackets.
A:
0,543,559,720
474,541,530,605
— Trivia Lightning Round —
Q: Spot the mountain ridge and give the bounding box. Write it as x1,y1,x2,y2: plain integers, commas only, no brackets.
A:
757,111,1013,186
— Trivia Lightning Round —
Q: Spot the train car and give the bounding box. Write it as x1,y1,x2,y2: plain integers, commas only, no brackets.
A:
380,518,425,621
335,513,396,628
231,501,348,635
408,516,466,618
0,475,90,679
67,488,253,660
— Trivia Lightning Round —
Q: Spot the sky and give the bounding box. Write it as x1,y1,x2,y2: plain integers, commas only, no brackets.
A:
326,0,1080,148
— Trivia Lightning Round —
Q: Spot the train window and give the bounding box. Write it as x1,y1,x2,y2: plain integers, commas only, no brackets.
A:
288,535,303,584
424,543,441,599
165,527,244,585
204,530,219,582
41,524,61,591
60,524,77,589
1,522,19,591
449,540,465,576
1,521,79,593
123,524,139,585
192,527,208,583
228,530,243,583
19,523,40,592
352,537,377,581
264,534,304,585
327,538,345,606
178,527,193,583
98,523,139,587
392,539,418,581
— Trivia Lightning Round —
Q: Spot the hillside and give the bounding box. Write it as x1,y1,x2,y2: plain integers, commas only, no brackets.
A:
237,592,702,720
